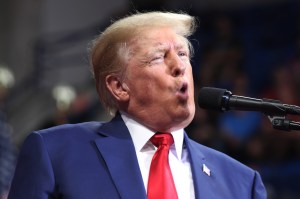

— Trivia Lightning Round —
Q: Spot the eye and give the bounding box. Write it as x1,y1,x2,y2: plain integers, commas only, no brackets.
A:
149,53,165,64
152,56,163,61
178,51,188,57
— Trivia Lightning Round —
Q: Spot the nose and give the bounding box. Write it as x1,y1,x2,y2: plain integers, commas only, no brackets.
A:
168,52,186,77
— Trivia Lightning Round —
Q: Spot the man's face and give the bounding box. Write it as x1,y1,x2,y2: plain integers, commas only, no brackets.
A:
123,27,195,132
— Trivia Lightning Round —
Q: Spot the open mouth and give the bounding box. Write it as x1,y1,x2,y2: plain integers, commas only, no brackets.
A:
177,82,189,101
180,82,188,94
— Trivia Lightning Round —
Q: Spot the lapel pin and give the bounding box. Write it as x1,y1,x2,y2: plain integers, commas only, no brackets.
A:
202,164,211,176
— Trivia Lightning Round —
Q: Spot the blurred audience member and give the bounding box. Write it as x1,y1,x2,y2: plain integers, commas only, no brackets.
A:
218,73,262,161
39,85,103,130
199,15,244,90
0,66,16,199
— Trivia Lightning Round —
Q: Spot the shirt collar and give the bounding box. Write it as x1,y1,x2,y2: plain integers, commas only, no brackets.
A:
120,112,184,160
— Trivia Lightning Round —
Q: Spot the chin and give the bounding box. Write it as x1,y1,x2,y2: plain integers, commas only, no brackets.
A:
182,112,195,127
182,103,195,119
172,108,195,129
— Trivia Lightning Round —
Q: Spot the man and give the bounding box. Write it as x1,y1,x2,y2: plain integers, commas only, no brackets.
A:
8,12,266,199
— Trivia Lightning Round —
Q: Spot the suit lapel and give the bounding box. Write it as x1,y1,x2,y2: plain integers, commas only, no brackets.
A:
94,115,219,199
184,134,218,199
94,114,146,199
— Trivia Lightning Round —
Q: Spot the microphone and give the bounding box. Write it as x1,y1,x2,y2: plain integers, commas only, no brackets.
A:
198,87,300,116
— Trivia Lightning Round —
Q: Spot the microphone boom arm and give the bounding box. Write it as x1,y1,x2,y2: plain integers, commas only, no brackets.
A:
198,87,300,131
226,93,300,131
267,115,300,131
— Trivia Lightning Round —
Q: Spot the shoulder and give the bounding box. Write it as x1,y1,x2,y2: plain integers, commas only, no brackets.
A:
21,122,106,152
186,136,266,198
187,137,254,174
35,121,104,138
19,122,109,163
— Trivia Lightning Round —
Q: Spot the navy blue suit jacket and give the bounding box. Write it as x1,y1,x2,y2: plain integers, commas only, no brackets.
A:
9,114,266,199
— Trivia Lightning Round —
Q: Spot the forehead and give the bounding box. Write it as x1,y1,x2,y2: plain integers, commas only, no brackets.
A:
130,27,189,51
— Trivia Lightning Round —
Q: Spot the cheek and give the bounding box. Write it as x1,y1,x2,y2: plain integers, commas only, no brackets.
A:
142,76,166,97
136,69,165,89
187,68,194,87
127,70,157,97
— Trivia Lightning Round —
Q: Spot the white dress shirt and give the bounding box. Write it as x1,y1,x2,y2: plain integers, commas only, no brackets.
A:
121,113,195,199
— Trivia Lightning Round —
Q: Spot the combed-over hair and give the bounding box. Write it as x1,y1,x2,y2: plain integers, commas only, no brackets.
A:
89,11,196,115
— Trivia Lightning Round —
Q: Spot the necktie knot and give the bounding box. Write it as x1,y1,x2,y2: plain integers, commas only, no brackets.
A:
150,133,174,148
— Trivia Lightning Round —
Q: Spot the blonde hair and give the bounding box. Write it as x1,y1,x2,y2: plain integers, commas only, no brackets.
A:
89,11,196,115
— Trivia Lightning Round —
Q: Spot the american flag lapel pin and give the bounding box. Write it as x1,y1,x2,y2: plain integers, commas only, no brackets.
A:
202,164,211,176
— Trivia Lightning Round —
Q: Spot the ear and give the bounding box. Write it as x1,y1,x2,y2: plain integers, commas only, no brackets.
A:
105,75,130,102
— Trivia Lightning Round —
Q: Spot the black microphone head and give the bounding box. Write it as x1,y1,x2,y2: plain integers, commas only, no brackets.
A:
198,87,230,111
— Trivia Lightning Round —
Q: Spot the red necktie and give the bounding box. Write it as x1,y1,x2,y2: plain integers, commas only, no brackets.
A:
147,133,179,199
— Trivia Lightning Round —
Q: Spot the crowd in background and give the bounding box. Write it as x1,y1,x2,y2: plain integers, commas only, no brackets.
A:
188,8,300,198
1,1,300,199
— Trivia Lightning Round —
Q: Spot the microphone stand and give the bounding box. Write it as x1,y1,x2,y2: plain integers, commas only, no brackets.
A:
267,115,300,131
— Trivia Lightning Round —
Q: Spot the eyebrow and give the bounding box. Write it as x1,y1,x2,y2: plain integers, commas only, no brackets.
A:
136,41,190,66
147,42,189,55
